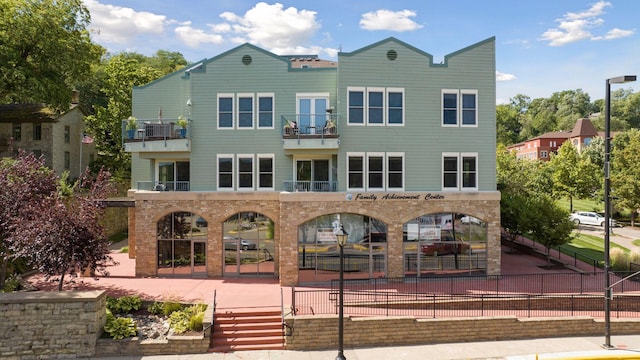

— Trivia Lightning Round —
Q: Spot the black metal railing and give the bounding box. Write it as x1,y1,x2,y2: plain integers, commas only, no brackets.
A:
283,180,337,192
290,272,640,318
281,114,339,138
122,117,191,144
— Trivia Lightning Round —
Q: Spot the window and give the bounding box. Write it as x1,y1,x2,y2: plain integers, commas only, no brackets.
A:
387,89,404,125
367,154,384,189
218,95,233,128
367,89,384,125
33,123,42,140
64,151,70,170
237,94,254,128
64,126,70,143
387,154,404,190
461,91,477,126
258,155,274,190
540,150,548,158
442,153,478,191
217,155,233,190
237,155,253,189
347,153,364,190
12,123,21,141
348,89,364,125
442,89,478,126
258,94,274,128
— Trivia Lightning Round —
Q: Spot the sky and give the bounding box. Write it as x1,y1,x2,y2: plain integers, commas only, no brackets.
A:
83,0,640,104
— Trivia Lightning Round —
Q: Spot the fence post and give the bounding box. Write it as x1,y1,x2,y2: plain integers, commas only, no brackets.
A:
291,286,296,315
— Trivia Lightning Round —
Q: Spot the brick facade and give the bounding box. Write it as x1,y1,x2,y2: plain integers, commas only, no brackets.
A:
131,191,500,285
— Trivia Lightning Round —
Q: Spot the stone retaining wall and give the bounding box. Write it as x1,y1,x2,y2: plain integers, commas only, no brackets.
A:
284,315,640,350
0,291,106,359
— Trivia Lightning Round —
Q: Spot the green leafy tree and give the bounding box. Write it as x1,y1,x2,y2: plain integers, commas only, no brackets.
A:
549,142,599,213
84,55,162,178
611,129,640,226
525,194,574,265
0,0,103,112
496,104,521,146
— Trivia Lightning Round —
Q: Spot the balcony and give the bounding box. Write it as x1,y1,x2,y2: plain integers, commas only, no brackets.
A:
122,117,191,153
137,181,190,191
283,180,337,192
281,114,340,152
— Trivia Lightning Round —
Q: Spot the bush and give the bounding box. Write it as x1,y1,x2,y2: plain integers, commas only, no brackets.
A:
1,274,22,293
147,301,164,315
610,247,629,271
106,295,142,314
104,310,137,339
162,301,182,316
168,303,207,334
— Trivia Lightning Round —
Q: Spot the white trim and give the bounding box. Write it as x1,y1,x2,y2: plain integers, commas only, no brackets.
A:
236,93,255,129
257,153,275,191
347,87,366,126
217,154,234,191
366,152,385,190
386,88,405,126
366,87,385,126
217,93,234,130
441,152,459,191
460,90,478,127
236,154,254,190
441,89,459,127
386,152,405,191
257,93,275,129
346,152,365,191
460,152,479,191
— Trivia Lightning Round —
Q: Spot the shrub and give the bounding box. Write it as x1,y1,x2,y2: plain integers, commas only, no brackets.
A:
629,249,640,269
1,274,22,293
106,295,142,314
104,310,137,339
169,310,190,334
162,301,182,316
147,301,164,315
120,246,129,253
168,303,207,334
189,312,204,331
610,248,629,271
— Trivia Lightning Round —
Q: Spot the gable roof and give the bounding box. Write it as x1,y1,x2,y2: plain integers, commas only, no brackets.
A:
0,103,86,123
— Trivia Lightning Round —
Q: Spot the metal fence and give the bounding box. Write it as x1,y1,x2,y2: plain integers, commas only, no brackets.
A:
291,272,640,319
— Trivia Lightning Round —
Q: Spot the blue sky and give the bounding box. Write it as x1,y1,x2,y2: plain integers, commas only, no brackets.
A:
84,0,639,104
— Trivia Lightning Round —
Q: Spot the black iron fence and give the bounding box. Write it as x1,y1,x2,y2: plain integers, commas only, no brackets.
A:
291,272,640,319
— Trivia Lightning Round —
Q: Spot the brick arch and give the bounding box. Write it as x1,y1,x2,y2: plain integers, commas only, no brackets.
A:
149,206,206,224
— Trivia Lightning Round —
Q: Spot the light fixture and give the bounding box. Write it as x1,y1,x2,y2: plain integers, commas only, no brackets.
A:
603,75,636,349
186,98,192,106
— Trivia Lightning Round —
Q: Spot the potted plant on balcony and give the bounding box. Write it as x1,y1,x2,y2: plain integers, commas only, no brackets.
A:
126,116,138,139
177,115,188,138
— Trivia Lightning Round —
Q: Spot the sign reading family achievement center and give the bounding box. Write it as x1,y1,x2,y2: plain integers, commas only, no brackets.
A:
346,193,445,201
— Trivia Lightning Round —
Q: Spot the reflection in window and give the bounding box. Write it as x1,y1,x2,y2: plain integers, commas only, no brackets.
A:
298,213,387,283
157,211,207,276
223,212,275,276
402,212,487,277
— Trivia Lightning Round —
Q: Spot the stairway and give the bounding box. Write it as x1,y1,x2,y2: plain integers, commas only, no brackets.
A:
210,309,285,352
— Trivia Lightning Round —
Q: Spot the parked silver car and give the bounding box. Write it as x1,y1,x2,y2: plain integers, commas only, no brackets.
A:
569,211,617,227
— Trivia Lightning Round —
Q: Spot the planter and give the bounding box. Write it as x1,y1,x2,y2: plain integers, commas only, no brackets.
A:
128,129,135,139
179,128,186,138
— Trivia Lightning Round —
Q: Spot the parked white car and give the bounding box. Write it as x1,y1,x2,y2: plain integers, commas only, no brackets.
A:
569,211,617,227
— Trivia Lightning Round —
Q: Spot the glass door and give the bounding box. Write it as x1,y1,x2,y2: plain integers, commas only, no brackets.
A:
296,159,329,192
193,241,206,277
298,97,328,134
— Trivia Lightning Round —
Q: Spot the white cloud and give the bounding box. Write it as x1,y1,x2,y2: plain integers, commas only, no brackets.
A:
496,71,517,82
539,1,632,46
84,0,167,43
175,25,224,47
359,9,423,32
592,27,635,40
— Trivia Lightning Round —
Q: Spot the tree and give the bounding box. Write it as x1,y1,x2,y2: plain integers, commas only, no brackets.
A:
9,168,116,291
496,104,521,146
549,142,600,213
0,0,103,112
525,194,574,265
611,129,640,227
84,54,162,178
0,152,58,289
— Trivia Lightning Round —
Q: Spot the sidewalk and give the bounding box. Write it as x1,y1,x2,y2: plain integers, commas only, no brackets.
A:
94,335,640,359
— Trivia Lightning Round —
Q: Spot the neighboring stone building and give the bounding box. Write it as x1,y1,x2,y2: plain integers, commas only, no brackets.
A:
124,37,500,286
0,97,95,179
507,118,602,161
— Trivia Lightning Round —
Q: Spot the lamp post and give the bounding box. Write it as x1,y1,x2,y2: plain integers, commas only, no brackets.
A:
603,75,636,349
335,224,348,360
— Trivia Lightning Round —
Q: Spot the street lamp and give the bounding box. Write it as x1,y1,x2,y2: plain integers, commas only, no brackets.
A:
335,224,349,360
604,75,636,349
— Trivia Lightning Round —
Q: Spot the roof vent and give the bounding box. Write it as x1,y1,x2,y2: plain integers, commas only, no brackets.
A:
387,49,398,61
242,55,252,65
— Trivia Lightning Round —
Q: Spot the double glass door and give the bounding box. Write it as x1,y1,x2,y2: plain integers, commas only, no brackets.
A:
296,159,330,192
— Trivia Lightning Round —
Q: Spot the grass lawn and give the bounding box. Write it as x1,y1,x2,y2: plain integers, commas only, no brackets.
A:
556,198,603,213
554,232,629,266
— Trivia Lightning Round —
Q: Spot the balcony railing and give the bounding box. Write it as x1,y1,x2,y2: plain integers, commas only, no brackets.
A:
137,181,190,191
283,180,337,192
122,118,191,144
281,114,339,139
